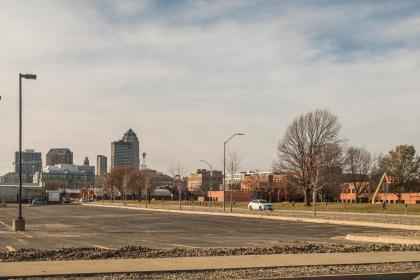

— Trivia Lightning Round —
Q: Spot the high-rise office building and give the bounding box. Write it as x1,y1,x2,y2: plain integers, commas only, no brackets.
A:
111,129,140,169
96,155,107,176
46,148,73,166
122,129,140,168
14,149,42,183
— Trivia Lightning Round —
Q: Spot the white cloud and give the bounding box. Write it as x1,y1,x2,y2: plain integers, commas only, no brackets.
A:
1,1,420,175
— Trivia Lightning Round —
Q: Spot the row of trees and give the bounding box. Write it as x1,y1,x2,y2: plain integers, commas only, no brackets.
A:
95,167,155,200
276,109,420,205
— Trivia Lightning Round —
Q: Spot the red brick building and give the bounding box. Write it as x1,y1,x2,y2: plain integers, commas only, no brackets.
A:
207,173,303,202
340,181,420,204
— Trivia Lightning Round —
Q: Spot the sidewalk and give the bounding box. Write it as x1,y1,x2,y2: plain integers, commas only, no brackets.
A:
1,251,419,278
85,203,420,231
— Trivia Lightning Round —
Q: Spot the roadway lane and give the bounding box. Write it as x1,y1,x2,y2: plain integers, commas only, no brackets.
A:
0,204,405,250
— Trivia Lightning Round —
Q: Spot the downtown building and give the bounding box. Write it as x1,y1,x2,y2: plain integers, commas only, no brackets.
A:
111,129,140,169
96,155,107,176
14,149,42,183
46,148,73,166
37,156,95,192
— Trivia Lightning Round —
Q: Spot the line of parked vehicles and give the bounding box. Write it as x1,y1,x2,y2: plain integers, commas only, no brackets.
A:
31,196,92,205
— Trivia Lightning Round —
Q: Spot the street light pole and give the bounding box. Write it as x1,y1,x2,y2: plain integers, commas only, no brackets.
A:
13,73,36,232
200,160,212,208
176,175,181,210
223,133,244,212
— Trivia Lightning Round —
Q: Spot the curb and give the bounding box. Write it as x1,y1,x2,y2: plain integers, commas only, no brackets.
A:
85,203,420,231
1,251,419,278
345,234,420,245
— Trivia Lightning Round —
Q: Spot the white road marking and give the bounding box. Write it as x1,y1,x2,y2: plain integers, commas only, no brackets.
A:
171,243,197,248
92,244,111,250
17,232,33,238
0,221,12,230
0,220,32,238
6,246,16,252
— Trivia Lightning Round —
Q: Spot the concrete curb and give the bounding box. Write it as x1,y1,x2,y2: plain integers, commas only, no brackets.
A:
85,203,420,231
1,251,419,278
345,234,420,245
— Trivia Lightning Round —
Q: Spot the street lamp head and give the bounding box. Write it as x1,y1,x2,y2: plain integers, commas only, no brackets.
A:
237,133,245,136
21,74,37,80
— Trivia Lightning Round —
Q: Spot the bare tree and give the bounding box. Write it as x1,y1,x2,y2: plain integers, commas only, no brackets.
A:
344,146,373,202
106,167,138,201
141,169,156,202
127,169,145,201
169,161,187,200
275,109,345,206
226,150,241,190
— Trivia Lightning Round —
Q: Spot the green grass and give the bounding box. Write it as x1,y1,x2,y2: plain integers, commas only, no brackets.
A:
97,199,420,215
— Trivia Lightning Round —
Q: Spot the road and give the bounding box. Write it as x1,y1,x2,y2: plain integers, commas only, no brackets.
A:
0,204,405,251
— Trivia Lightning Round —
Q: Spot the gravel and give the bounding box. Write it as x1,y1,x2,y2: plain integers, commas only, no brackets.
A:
2,243,420,262
18,262,420,279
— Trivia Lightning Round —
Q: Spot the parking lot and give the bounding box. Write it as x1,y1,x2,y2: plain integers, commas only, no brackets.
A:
0,204,402,251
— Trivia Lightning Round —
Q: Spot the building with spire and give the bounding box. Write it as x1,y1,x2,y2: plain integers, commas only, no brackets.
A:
83,156,89,166
111,129,140,169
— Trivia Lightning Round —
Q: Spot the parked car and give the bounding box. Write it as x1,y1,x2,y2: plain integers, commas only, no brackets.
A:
248,199,274,211
62,196,72,204
31,198,47,205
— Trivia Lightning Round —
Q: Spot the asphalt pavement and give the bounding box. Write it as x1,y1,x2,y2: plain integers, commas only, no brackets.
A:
0,204,406,250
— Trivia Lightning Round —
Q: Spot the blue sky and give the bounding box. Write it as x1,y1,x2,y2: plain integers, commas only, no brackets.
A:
1,0,420,175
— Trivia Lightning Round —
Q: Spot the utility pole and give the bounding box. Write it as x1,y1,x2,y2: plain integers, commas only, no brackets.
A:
176,175,181,210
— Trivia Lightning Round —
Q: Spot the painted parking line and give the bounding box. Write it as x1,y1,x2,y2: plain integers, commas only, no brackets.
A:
92,244,112,250
0,221,12,230
5,246,16,252
171,243,198,248
0,220,32,238
18,232,33,238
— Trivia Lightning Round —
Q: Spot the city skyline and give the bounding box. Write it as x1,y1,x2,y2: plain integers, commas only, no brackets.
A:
1,1,420,175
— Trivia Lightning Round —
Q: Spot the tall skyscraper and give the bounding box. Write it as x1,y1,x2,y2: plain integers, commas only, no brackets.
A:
96,155,107,176
123,129,140,168
111,129,140,169
14,149,42,183
46,148,73,166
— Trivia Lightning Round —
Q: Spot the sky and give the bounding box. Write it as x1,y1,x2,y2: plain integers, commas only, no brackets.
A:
1,0,420,176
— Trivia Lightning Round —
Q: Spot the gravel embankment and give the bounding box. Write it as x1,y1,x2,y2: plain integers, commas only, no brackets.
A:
19,262,420,280
2,243,420,262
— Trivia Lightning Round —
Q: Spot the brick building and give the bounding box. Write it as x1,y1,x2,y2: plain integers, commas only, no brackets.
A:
340,181,420,204
46,148,73,166
207,172,303,202
187,169,223,193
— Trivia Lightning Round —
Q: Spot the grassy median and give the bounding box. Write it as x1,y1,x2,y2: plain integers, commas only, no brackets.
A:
96,200,420,215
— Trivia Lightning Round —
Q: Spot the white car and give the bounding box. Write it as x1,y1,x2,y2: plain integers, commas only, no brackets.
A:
248,199,274,211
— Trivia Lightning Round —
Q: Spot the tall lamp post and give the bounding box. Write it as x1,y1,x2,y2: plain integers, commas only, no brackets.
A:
13,73,37,232
200,160,212,208
223,132,244,212
175,175,181,210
